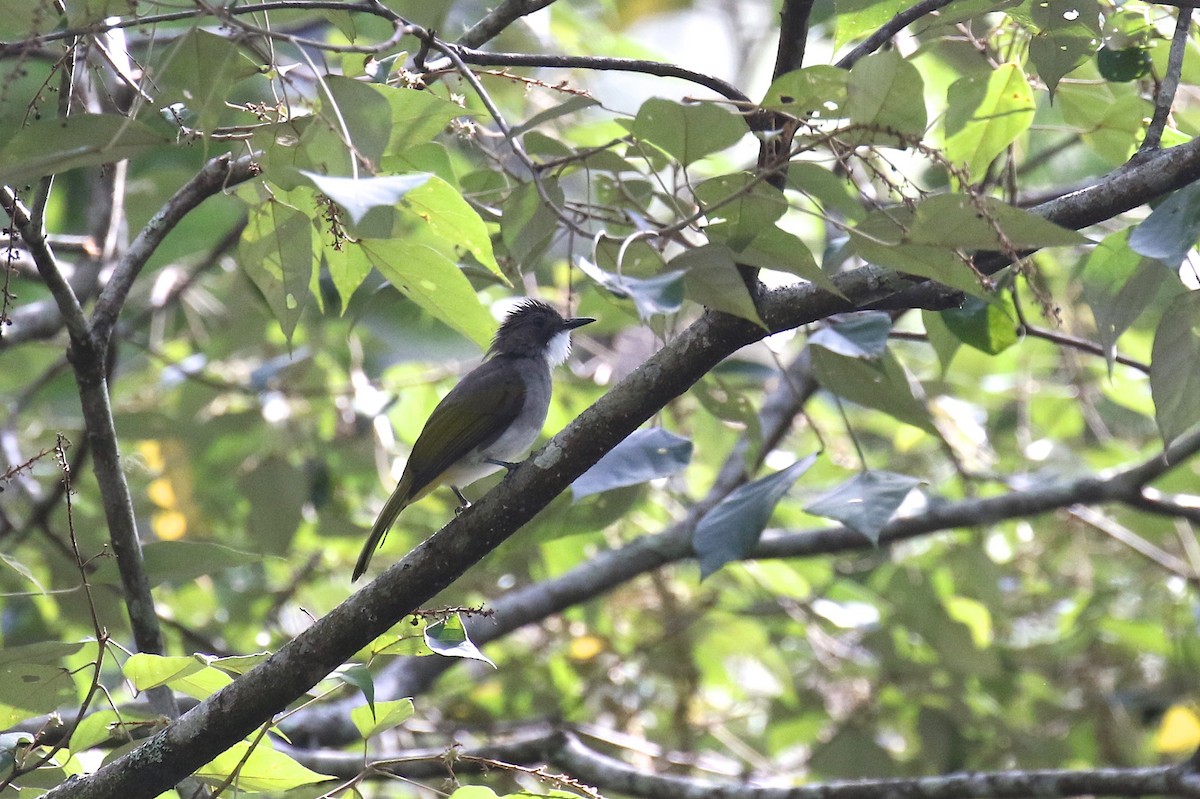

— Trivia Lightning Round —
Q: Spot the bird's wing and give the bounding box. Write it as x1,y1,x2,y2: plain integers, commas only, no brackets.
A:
403,357,527,493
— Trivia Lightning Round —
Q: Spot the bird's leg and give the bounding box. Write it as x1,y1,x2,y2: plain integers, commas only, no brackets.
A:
484,457,519,475
452,486,471,514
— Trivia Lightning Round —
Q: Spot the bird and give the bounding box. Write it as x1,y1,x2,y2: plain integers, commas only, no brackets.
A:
352,299,595,581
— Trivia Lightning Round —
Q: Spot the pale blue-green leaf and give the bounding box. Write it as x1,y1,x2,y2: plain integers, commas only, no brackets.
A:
576,258,684,319
694,455,818,579
809,312,892,358
572,428,693,500
1129,182,1200,269
805,471,923,545
1081,228,1168,373
1150,291,1200,444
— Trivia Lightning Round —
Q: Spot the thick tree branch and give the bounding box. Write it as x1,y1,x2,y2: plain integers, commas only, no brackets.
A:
774,0,817,77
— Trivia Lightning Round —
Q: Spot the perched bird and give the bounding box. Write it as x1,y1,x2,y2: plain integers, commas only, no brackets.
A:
352,299,595,581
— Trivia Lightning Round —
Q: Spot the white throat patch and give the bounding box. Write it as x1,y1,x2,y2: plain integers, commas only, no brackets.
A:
545,330,573,367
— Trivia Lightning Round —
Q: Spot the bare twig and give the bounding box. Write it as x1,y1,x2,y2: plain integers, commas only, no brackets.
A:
835,0,961,69
1139,5,1194,154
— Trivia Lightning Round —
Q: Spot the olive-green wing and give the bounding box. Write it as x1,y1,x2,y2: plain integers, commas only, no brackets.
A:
403,358,526,495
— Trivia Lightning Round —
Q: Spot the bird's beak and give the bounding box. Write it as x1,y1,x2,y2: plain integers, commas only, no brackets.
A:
563,316,595,331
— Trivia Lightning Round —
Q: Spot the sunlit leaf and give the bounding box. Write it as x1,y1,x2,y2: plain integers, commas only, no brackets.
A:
761,66,848,117
352,697,415,740
425,615,495,667
198,740,333,791
944,63,1035,178
302,171,431,226
358,238,493,349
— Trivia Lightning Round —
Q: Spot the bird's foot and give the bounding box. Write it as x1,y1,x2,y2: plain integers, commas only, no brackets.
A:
484,457,519,475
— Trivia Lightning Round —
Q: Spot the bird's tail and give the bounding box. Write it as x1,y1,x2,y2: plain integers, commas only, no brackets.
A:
352,473,414,582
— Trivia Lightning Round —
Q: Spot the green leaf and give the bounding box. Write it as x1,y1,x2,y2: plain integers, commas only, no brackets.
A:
501,180,563,264
577,258,685,319
1097,46,1152,81
941,296,1018,354
922,309,962,372
631,98,749,165
834,0,911,48
693,455,817,579
808,312,892,358
154,30,260,136
302,171,431,226
398,176,503,277
1029,30,1097,96
761,66,848,117
805,471,923,545
321,75,394,170
788,162,866,222
810,348,936,432
911,195,1086,249
69,709,124,752
1082,228,1168,373
695,173,789,250
572,427,693,500
0,664,76,725
239,455,307,554
1030,0,1101,33
0,641,84,667
374,83,466,153
351,697,415,740
124,654,232,700
0,114,172,187
1150,291,1200,445
676,245,766,328
338,664,375,713
944,63,1035,178
846,51,927,141
358,238,493,350
849,216,986,297
240,198,314,344
1129,182,1200,269
736,225,843,295
141,541,262,585
198,740,333,792
513,95,600,137
425,615,495,667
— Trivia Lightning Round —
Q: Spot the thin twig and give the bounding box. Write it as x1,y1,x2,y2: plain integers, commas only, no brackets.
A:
1139,5,1194,154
